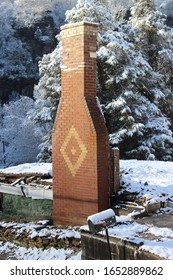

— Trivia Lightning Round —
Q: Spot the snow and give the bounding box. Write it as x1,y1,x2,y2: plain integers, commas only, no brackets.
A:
141,240,173,260
0,220,81,260
87,209,115,225
108,222,148,239
120,160,173,204
1,160,173,259
58,230,80,239
86,159,173,260
92,218,173,260
106,159,173,260
0,220,80,240
0,241,81,260
0,162,52,175
148,226,173,238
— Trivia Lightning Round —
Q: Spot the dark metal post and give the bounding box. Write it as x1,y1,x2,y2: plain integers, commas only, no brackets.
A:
105,227,112,260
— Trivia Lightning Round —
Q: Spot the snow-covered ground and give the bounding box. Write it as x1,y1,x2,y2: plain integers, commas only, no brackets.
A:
0,220,81,260
0,162,52,176
1,160,173,259
120,159,173,204
0,241,81,260
113,160,173,260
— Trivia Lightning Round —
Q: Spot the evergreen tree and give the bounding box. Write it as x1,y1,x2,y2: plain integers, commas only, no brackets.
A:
97,28,173,159
30,0,173,161
28,38,61,162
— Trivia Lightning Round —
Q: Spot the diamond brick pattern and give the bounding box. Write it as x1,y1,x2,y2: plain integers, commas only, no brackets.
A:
60,126,88,176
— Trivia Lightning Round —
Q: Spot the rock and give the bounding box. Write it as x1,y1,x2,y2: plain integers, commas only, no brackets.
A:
42,238,50,247
71,239,81,247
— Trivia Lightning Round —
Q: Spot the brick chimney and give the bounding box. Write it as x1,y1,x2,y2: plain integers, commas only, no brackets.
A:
52,22,109,226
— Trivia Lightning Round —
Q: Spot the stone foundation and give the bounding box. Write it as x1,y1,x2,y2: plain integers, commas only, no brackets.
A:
81,231,163,260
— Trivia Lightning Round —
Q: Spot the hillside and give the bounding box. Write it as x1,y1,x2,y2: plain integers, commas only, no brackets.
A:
0,0,76,103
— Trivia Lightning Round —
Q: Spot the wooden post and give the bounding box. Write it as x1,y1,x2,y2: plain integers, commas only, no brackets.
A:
0,193,3,211
113,148,120,192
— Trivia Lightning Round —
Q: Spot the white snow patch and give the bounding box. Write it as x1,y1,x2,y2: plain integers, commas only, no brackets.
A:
141,239,173,260
108,222,148,239
0,162,52,175
120,160,173,203
0,241,79,260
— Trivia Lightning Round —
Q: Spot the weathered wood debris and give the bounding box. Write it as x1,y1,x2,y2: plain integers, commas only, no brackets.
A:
0,171,52,188
0,170,53,200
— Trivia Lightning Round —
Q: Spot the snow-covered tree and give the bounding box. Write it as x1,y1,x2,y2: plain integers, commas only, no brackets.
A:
30,0,116,162
28,38,62,162
69,0,173,160
127,0,173,158
12,0,76,28
66,0,116,30
0,97,42,167
97,26,173,160
0,1,37,81
0,0,77,82
30,0,173,161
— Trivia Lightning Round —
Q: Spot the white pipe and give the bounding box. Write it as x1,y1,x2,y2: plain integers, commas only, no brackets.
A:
0,183,53,200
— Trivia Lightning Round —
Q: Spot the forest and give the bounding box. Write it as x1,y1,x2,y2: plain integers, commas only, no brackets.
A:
0,0,173,167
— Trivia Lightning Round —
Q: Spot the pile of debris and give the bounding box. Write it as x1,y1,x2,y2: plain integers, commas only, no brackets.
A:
0,164,53,200
0,220,81,252
0,168,52,188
